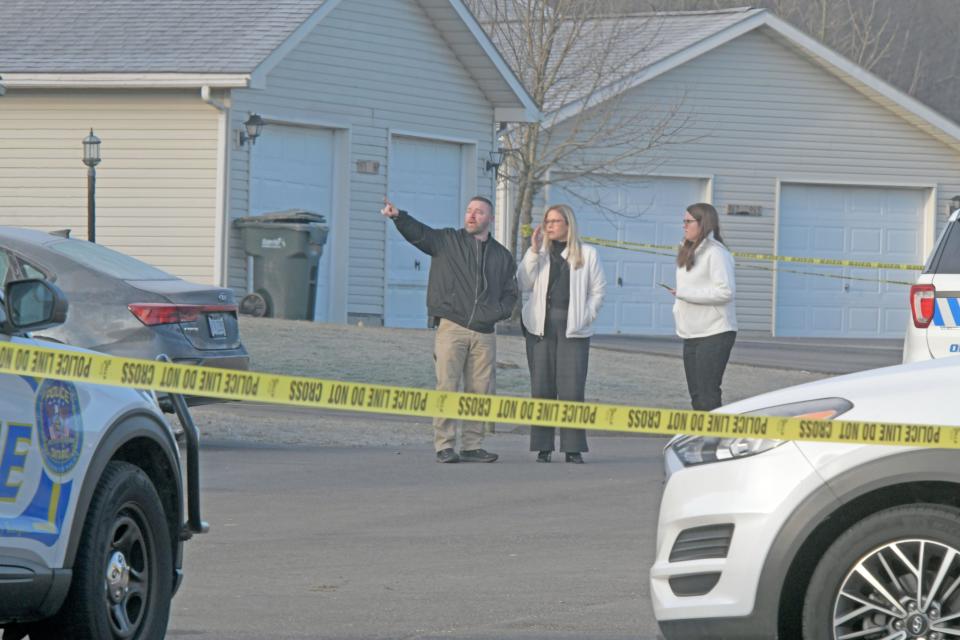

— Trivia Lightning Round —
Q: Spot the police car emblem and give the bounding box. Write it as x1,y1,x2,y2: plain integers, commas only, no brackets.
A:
35,380,84,474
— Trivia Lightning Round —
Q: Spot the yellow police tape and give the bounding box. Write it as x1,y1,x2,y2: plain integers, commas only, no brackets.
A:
583,236,924,272
1,340,956,451
582,238,917,286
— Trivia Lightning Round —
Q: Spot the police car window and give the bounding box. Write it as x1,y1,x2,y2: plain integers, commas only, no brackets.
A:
48,238,173,280
929,223,960,275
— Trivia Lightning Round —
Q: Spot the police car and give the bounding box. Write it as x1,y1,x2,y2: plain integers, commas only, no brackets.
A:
652,354,960,640
904,207,960,362
0,279,204,639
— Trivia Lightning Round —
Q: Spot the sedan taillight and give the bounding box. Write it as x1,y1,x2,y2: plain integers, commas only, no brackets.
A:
910,284,936,328
128,303,237,326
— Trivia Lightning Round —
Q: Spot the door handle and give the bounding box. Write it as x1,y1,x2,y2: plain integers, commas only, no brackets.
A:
843,283,850,292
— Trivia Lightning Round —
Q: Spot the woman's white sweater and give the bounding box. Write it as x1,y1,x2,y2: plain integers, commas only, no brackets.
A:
673,235,737,339
518,242,606,338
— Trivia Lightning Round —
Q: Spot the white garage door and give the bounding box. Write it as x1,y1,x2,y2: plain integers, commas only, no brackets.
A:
249,125,334,322
385,137,462,328
558,176,705,334
776,184,924,338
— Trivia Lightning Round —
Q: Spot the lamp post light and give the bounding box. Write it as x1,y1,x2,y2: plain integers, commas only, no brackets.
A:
82,129,102,243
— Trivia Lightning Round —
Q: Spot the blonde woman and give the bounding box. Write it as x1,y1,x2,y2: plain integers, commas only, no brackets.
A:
518,204,606,463
667,203,737,411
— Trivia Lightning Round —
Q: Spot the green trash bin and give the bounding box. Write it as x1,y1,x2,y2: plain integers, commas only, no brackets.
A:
234,209,329,320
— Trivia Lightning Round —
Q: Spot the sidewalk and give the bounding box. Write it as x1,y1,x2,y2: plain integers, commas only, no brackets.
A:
590,334,903,374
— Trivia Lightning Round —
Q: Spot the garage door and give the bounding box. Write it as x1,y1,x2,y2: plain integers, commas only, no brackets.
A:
385,137,462,328
558,176,705,334
249,125,334,322
775,184,924,338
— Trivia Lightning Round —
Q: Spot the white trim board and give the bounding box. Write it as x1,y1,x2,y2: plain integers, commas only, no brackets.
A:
443,0,540,122
2,73,251,88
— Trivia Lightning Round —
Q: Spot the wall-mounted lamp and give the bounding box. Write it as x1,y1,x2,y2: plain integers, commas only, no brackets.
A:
951,194,960,215
486,148,505,173
237,113,265,147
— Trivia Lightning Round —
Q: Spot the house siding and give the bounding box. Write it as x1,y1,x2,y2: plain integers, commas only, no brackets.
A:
550,28,960,333
228,0,497,320
0,90,220,283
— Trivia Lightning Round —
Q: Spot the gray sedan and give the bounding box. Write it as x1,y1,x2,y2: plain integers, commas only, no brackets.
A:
0,227,248,374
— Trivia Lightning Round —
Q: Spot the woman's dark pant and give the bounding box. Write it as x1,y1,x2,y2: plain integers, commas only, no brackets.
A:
525,308,590,453
682,331,737,411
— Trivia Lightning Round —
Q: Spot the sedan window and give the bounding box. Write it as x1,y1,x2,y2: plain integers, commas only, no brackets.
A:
49,239,173,280
20,260,45,280
0,252,9,284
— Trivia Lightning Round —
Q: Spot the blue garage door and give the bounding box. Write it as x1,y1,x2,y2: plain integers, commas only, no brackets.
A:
558,176,706,335
250,125,335,322
775,184,924,338
385,137,462,328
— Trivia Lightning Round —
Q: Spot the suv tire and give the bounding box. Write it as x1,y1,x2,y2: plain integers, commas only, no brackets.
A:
43,461,173,640
802,504,960,639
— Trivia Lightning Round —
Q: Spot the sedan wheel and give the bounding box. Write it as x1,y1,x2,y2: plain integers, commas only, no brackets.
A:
804,505,960,640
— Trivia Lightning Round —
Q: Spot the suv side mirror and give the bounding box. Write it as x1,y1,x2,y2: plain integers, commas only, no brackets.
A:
3,279,68,333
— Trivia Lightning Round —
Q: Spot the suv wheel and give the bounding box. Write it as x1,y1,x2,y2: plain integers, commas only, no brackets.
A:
47,461,173,640
803,504,960,640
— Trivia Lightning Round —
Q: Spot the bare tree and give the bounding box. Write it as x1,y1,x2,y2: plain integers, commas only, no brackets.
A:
467,0,691,261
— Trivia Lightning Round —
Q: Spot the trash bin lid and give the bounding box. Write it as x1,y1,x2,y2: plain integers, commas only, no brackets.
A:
234,209,327,226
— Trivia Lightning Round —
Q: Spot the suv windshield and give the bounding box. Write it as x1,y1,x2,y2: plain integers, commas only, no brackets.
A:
49,239,173,280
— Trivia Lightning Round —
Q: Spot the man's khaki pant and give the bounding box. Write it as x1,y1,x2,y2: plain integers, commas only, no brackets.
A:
433,319,496,452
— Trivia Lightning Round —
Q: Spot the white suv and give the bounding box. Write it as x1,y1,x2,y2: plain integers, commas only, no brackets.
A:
652,355,960,640
0,279,205,640
904,208,960,362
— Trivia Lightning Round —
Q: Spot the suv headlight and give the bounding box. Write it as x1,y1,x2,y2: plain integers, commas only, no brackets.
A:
670,398,853,466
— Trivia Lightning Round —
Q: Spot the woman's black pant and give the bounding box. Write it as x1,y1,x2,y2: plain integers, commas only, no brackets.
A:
525,308,590,453
682,330,737,411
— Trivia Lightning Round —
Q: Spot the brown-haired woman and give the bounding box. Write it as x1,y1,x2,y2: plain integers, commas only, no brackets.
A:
667,203,737,411
518,204,606,463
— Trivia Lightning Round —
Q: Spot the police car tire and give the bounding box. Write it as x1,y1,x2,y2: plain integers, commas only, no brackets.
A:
50,461,174,640
801,504,960,640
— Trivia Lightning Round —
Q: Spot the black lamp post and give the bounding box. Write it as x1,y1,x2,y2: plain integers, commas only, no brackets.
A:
82,129,102,242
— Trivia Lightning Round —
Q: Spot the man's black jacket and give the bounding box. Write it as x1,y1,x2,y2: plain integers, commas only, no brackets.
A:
393,210,518,333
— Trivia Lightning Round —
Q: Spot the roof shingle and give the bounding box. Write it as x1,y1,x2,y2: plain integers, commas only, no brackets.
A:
0,0,327,74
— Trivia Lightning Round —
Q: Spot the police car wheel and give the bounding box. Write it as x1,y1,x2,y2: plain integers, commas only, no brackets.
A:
53,461,174,639
802,504,960,640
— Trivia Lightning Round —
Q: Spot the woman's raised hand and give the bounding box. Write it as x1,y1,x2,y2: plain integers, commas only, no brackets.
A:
531,225,543,252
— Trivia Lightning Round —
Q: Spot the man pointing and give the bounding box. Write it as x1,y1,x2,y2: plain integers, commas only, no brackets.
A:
382,196,518,463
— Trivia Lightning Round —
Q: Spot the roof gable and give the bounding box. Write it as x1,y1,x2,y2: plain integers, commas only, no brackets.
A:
541,8,960,151
485,7,761,114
